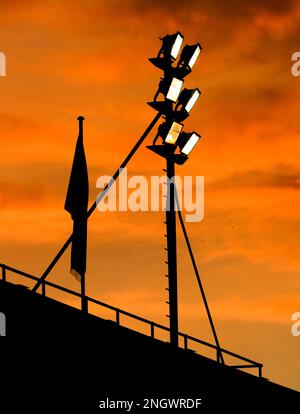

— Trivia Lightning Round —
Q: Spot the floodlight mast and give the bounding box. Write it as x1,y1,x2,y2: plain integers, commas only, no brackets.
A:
166,153,179,347
148,32,201,347
33,32,201,349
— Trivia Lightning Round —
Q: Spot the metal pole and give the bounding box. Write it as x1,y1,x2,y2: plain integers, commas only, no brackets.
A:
166,155,179,347
2,265,6,281
81,272,88,312
32,112,161,292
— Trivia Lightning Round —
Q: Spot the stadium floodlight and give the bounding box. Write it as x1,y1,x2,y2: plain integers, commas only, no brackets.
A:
177,88,200,112
153,77,184,103
147,32,203,349
177,44,202,71
153,121,183,146
166,78,183,102
165,121,183,144
161,32,184,60
149,32,184,70
178,132,201,156
174,88,201,120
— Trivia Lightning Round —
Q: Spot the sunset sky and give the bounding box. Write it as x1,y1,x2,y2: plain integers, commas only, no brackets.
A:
1,0,300,390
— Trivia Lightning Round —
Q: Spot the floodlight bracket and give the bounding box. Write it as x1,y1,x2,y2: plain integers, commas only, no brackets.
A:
149,57,172,71
148,101,189,122
149,58,191,80
147,145,188,165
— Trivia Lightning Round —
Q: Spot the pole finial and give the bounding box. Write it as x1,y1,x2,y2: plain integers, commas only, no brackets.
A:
77,116,85,135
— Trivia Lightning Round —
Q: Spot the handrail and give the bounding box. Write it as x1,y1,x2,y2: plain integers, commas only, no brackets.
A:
0,263,263,377
88,295,262,368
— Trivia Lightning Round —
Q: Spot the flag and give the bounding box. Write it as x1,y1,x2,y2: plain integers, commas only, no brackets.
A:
65,116,89,282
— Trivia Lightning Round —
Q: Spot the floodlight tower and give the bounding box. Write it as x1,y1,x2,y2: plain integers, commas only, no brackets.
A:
148,32,202,347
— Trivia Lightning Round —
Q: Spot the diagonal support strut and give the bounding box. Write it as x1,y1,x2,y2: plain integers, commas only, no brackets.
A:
175,189,225,364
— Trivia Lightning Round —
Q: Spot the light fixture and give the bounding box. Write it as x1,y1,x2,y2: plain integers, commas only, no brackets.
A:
148,32,202,164
166,78,183,102
185,88,200,112
153,121,183,145
161,32,184,60
149,32,184,70
153,77,184,103
177,44,202,71
178,132,201,156
175,88,201,117
165,121,183,144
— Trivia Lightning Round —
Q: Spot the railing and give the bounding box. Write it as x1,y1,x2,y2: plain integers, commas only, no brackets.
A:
0,263,263,378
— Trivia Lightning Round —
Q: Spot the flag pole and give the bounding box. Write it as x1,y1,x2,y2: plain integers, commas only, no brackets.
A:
32,112,162,293
81,272,87,312
77,115,88,313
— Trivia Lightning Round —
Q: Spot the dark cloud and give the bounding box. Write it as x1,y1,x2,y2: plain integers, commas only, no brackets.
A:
210,164,300,191
90,0,299,63
120,0,296,19
3,0,297,18
0,162,68,208
0,113,40,130
0,161,109,207
205,0,296,17
0,181,46,207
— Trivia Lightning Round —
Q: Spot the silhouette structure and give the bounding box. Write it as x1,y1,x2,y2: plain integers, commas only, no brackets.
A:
32,112,162,293
64,116,89,311
1,33,299,411
64,116,89,283
0,279,299,411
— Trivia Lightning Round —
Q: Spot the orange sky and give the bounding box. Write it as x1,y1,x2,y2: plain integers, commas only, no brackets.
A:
1,0,300,390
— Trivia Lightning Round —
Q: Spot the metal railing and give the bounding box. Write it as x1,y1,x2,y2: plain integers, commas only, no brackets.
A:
0,263,263,378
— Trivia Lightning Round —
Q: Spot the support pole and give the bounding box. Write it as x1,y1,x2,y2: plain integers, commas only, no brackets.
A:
32,112,162,293
166,155,179,347
81,272,88,313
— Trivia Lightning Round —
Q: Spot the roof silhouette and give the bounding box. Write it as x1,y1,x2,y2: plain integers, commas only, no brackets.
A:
0,279,299,411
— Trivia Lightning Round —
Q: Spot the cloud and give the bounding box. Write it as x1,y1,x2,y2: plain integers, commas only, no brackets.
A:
106,0,297,19
0,162,68,208
0,181,46,207
1,0,300,392
210,165,300,191
0,113,40,130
